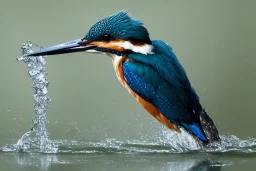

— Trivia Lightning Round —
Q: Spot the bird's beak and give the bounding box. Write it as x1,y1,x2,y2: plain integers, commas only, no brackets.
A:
27,38,95,56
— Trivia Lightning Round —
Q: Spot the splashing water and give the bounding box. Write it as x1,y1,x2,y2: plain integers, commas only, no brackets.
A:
0,42,256,155
13,41,57,153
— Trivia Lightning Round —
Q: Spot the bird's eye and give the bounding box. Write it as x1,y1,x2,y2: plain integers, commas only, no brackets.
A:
101,34,112,42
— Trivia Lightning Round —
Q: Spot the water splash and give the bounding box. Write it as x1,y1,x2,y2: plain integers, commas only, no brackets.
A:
48,128,256,154
13,41,57,153
155,127,256,154
155,128,201,152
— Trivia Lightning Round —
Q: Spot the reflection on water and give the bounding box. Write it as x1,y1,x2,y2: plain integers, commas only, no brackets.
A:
16,154,58,170
13,153,226,171
188,160,223,171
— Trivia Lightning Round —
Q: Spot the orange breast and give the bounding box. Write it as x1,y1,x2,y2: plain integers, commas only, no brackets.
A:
112,55,180,133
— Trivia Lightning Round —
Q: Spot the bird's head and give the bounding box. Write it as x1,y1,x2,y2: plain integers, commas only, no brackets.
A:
28,10,154,57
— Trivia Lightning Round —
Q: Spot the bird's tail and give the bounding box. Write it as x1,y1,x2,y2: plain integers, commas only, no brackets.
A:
181,109,220,144
199,109,220,144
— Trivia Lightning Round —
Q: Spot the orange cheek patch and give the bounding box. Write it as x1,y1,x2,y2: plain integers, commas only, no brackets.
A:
90,40,126,52
113,56,180,133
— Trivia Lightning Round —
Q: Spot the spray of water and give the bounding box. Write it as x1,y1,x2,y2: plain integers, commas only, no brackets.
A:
14,41,57,153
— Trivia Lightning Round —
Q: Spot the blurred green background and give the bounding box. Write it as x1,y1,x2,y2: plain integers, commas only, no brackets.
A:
0,0,255,148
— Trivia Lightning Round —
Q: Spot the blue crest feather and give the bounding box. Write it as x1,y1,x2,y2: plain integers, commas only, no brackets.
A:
85,10,151,44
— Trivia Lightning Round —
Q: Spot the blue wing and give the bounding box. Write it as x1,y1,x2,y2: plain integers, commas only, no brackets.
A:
123,61,206,141
125,40,207,141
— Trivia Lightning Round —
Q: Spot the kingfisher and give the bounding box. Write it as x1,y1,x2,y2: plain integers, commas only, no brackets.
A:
28,10,220,144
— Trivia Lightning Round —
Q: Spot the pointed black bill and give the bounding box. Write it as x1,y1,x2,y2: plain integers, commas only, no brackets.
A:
27,39,95,56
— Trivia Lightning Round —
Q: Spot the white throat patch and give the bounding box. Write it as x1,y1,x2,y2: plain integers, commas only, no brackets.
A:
116,41,154,55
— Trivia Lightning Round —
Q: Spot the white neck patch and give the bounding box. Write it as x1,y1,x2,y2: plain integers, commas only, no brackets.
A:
115,41,154,55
